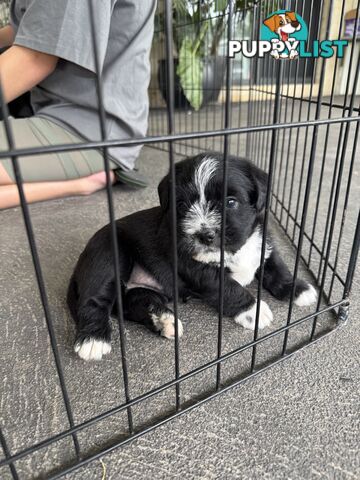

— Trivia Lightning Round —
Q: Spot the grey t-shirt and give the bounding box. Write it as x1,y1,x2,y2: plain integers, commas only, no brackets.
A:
10,0,156,170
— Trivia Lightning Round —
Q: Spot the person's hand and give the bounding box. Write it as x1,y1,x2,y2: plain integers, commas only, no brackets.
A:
0,25,15,49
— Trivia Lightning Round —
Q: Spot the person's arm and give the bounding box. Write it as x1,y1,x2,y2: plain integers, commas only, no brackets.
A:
0,45,58,103
0,25,15,49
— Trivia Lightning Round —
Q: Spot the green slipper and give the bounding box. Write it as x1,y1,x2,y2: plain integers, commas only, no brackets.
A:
114,168,149,189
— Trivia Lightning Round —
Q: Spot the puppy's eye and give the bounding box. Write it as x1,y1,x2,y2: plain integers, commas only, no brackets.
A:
226,197,239,209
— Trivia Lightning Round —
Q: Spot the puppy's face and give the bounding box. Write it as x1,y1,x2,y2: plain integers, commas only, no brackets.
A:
263,12,301,41
158,154,268,256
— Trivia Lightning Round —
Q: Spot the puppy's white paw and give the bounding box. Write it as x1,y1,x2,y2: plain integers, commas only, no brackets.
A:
295,284,318,307
151,311,184,339
74,338,111,361
235,300,273,330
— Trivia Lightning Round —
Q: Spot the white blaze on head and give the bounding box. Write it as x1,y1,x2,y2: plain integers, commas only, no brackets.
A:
182,157,221,236
194,156,218,205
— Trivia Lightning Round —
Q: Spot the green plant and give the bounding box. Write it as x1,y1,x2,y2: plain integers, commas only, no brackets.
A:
172,1,232,110
158,0,280,110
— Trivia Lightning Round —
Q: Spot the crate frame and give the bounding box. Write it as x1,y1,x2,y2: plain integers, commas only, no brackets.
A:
0,0,359,478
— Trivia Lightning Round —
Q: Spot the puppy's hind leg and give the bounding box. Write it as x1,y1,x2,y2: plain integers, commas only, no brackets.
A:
124,288,184,339
69,276,115,361
261,249,317,306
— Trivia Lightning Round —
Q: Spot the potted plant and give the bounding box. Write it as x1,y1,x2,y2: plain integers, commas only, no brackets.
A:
157,0,231,110
157,0,280,110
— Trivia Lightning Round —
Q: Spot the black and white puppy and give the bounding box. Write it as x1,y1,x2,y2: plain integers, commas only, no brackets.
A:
67,153,317,361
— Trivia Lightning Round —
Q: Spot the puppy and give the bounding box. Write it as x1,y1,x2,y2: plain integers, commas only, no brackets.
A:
263,11,301,59
67,153,317,361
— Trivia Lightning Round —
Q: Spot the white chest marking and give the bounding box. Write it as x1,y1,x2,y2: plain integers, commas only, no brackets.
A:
193,229,272,286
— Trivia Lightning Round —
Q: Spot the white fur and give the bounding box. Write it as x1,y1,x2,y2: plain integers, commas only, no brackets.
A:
151,311,184,339
228,229,272,286
194,156,218,204
193,249,222,264
193,228,272,287
295,284,317,307
182,157,221,236
74,338,111,361
234,300,273,330
183,202,221,236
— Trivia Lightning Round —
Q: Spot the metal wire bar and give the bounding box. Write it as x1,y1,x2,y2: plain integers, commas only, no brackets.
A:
291,0,326,243
245,3,258,158
251,61,282,372
1,1,359,477
274,0,301,219
284,0,319,236
146,137,356,291
327,115,360,299
0,116,358,161
344,211,360,299
249,88,360,114
259,0,278,173
270,194,346,286
216,0,233,391
0,427,18,480
315,0,360,288
307,0,348,268
235,8,248,155
0,85,81,460
88,0,134,433
164,0,181,411
281,0,334,356
47,328,340,479
0,299,346,470
310,52,360,339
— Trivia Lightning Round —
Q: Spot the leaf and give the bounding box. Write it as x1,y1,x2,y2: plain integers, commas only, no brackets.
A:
177,37,203,110
214,0,228,12
173,0,189,16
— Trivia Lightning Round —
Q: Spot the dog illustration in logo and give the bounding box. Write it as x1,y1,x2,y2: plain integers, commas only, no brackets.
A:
263,12,302,59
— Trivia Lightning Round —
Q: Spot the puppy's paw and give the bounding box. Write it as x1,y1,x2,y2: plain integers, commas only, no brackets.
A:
74,337,111,361
295,284,318,307
289,50,299,59
234,300,273,330
151,311,184,339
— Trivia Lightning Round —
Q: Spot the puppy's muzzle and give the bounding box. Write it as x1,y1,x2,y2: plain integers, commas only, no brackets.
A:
196,228,216,246
291,20,300,28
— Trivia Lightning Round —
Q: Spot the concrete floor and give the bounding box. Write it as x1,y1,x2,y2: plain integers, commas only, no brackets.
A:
0,126,359,478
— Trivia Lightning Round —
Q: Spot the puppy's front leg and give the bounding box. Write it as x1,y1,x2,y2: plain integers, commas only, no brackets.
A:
217,275,273,330
183,262,273,330
261,248,317,306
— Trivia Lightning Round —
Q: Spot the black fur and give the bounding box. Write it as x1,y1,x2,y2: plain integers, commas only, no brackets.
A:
68,153,314,359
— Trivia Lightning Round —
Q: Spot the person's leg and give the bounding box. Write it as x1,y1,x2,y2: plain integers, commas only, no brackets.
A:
0,163,114,209
0,117,117,209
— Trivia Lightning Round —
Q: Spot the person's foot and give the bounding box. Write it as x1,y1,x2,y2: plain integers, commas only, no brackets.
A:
79,171,116,196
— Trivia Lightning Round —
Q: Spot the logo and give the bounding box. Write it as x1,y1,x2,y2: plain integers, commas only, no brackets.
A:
229,10,348,59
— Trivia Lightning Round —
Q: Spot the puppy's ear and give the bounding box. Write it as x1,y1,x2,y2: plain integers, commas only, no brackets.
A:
286,11,297,22
263,15,277,32
249,164,269,212
158,173,170,211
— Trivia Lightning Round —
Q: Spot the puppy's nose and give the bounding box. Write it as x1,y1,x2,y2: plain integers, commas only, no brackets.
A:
197,229,216,245
291,20,300,28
